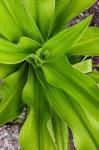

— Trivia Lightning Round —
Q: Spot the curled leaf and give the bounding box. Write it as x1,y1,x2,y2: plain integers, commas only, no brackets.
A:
0,37,40,64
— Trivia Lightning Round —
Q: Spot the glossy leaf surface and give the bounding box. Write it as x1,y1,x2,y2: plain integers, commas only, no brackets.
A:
42,56,99,122
42,17,91,60
49,0,96,36
20,66,56,150
0,37,40,64
36,68,99,150
68,27,99,56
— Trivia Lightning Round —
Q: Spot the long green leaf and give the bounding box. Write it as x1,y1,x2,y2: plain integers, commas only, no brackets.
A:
37,0,55,41
0,64,27,125
38,91,57,150
20,66,56,150
2,0,43,43
36,68,99,150
42,56,99,122
49,0,70,36
20,66,39,150
49,0,96,36
23,0,37,22
42,16,91,60
0,37,40,64
24,0,55,41
52,112,69,150
68,27,99,56
22,65,36,106
0,0,23,42
19,108,39,150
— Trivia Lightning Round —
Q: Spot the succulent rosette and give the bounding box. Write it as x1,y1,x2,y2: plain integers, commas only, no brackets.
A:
0,0,99,150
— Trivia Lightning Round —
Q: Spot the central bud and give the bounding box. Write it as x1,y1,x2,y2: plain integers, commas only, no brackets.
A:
27,48,50,68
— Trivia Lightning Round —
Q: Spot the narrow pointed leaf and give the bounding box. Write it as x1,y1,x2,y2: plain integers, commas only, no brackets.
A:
42,56,99,122
68,27,99,56
20,67,56,150
0,0,23,42
38,97,57,150
49,0,96,36
24,0,55,39
20,67,39,150
37,0,55,40
48,0,70,36
2,0,43,43
35,78,57,150
22,65,36,106
42,17,91,60
19,108,39,150
52,113,69,150
0,64,27,125
23,0,37,22
36,68,99,150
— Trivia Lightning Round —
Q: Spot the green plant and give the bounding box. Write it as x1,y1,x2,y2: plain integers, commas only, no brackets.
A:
0,0,99,150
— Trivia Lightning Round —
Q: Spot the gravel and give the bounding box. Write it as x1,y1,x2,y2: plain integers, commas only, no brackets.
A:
0,124,20,150
0,109,27,150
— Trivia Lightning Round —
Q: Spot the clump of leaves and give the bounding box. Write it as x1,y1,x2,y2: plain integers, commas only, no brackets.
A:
0,0,99,150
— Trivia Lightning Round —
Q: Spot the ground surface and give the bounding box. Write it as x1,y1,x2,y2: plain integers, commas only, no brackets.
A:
0,1,99,150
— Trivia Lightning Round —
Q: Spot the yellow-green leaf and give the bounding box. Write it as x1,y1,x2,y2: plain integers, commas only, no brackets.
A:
42,56,99,122
0,64,27,125
68,27,99,56
49,0,96,36
1,0,43,43
0,37,40,64
36,68,99,150
42,16,91,60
